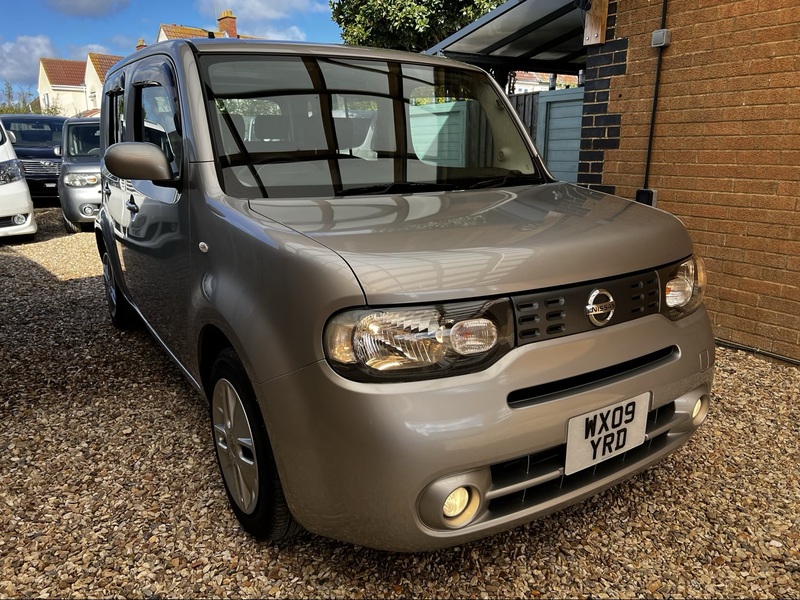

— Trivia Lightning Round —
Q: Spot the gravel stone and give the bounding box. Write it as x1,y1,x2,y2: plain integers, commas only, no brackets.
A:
1,208,798,598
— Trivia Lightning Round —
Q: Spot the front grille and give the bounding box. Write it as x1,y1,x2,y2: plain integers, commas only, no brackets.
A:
485,401,679,516
512,271,661,346
20,159,61,175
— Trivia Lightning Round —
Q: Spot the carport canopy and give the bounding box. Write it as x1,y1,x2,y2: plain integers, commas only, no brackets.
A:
425,0,591,77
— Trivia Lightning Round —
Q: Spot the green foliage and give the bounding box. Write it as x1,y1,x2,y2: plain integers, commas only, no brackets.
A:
0,80,62,115
330,0,502,52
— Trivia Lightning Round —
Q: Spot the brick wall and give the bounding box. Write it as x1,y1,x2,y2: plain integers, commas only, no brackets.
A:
592,0,800,362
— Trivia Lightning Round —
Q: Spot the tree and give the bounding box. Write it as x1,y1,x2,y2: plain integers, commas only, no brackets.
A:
0,80,62,115
330,0,502,53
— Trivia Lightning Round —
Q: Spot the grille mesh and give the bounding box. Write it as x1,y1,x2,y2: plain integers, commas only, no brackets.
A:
512,271,661,346
20,159,61,175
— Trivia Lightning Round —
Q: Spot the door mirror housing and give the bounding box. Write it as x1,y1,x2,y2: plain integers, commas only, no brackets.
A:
104,142,178,187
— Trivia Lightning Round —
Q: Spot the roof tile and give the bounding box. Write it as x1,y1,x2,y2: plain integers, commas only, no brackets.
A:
40,58,85,87
88,53,124,83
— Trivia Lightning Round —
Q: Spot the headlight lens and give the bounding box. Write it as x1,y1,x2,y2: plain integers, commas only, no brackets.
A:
664,256,706,319
0,159,24,185
325,299,513,381
64,173,99,187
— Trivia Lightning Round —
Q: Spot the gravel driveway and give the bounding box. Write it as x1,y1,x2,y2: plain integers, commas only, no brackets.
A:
1,208,799,599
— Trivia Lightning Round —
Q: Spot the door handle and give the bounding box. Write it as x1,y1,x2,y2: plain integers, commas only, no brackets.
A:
125,197,139,214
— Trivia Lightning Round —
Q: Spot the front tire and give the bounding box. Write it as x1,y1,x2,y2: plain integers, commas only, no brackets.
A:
101,250,139,329
210,348,300,540
63,215,81,234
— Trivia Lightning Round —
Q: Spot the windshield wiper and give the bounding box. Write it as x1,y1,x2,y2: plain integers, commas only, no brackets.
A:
337,181,458,197
468,171,544,189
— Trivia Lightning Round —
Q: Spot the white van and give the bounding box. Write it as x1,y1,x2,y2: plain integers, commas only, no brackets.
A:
0,119,37,239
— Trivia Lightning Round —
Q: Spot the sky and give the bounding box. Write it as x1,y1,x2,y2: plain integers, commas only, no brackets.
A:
1,0,343,94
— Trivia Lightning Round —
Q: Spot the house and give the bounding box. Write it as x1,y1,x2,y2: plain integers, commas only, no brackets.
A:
37,9,251,117
37,53,122,117
136,9,259,49
37,58,86,116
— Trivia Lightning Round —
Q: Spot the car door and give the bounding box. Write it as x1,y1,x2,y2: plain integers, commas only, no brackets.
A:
115,56,192,359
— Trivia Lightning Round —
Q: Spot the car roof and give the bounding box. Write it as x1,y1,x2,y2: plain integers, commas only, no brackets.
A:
0,114,67,122
64,117,100,125
111,38,481,74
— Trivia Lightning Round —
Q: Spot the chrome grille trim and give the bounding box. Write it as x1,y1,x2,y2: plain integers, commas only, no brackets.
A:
20,159,61,175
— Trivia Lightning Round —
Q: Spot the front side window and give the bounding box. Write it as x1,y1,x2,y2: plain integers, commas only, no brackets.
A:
136,84,183,178
107,91,125,146
199,55,543,199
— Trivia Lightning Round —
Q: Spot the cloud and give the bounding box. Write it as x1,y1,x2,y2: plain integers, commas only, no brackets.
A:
0,35,58,87
257,26,307,42
197,0,327,22
45,0,130,17
68,44,112,60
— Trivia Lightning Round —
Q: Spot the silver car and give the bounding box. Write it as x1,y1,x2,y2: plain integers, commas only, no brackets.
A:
58,117,101,233
96,39,715,551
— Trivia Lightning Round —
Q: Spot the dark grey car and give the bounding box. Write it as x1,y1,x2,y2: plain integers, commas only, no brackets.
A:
58,117,101,233
0,114,66,199
96,39,715,551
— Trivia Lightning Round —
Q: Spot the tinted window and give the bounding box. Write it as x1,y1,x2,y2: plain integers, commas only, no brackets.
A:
65,123,101,158
3,117,65,147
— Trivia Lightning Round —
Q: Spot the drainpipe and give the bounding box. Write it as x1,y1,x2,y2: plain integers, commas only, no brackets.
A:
636,0,669,206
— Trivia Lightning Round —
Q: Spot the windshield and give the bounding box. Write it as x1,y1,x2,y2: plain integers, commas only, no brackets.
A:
65,122,101,158
2,117,65,148
199,54,544,199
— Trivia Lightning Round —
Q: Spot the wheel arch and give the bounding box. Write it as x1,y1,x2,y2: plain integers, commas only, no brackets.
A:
197,323,260,404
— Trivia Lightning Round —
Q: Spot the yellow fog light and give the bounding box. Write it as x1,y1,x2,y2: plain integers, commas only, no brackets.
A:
692,399,703,419
443,487,470,518
691,394,710,426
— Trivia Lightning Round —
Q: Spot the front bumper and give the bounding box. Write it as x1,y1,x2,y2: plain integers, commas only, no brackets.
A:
24,175,60,198
58,182,101,223
0,179,37,237
258,308,715,551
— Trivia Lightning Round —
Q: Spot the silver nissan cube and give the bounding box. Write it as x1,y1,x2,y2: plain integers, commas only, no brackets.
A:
96,39,715,551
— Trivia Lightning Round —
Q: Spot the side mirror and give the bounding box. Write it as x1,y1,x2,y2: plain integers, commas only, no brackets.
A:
7,131,16,144
104,142,176,186
54,145,62,156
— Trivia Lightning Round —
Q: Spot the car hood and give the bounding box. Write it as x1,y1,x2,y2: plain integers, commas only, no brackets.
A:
249,183,694,304
61,159,101,173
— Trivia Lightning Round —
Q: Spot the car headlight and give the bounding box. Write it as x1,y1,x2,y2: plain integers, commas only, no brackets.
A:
324,298,513,381
64,173,99,187
0,159,24,185
664,256,706,319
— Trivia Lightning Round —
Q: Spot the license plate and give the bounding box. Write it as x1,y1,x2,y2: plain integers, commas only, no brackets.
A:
564,393,650,475
45,183,56,187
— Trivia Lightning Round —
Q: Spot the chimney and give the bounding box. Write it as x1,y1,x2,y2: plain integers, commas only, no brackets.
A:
136,38,147,51
217,9,237,38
